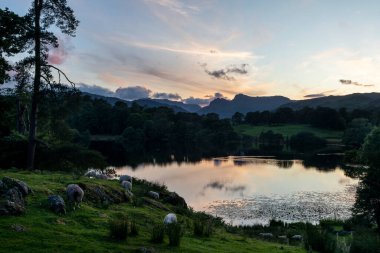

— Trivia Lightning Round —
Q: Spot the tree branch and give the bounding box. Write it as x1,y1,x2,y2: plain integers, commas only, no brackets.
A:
43,64,75,87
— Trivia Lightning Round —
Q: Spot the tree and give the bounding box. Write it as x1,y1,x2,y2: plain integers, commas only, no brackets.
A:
0,8,29,84
354,127,380,232
343,118,373,148
231,112,244,125
289,132,326,152
26,0,79,169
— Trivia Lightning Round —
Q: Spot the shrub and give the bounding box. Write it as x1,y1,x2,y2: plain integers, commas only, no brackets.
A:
167,223,183,246
109,215,129,241
151,224,165,243
193,218,213,237
130,220,139,236
350,233,380,253
289,132,326,151
304,223,336,253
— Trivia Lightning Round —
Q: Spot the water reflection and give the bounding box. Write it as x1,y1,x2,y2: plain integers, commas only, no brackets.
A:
113,156,357,225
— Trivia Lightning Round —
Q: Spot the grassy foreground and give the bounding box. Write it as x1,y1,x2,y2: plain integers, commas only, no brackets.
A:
0,169,306,253
235,124,343,140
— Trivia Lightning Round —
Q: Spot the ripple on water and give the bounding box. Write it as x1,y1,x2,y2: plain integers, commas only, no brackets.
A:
206,184,357,226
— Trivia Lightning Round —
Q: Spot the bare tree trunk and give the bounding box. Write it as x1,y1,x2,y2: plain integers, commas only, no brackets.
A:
27,0,42,170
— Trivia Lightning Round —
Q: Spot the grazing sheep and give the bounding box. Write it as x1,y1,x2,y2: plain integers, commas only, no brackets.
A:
259,233,273,238
163,213,177,225
121,180,132,191
148,191,159,200
48,195,66,214
66,184,84,210
119,175,132,183
291,235,303,241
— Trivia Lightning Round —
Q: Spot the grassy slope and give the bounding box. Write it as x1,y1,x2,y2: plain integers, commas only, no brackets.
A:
235,124,343,140
0,170,306,253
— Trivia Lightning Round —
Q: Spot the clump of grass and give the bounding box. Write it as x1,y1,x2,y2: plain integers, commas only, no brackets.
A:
151,224,165,243
167,223,183,247
193,218,213,237
109,215,129,241
130,220,139,236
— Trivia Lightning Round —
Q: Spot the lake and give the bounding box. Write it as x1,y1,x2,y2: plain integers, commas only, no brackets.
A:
114,156,358,225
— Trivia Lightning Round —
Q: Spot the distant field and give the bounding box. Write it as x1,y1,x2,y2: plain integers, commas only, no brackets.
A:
235,124,343,140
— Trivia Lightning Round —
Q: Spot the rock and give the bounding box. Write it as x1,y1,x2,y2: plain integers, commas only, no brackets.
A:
162,192,187,209
79,184,128,205
163,213,177,225
148,191,159,200
142,197,170,211
2,177,32,196
48,195,66,214
10,224,26,232
119,175,133,183
0,187,26,215
136,247,156,253
85,170,110,180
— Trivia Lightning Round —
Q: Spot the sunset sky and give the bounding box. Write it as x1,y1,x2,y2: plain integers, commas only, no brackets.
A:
2,0,380,105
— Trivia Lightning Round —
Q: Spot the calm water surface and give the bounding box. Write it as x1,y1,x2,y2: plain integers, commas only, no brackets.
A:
114,156,358,225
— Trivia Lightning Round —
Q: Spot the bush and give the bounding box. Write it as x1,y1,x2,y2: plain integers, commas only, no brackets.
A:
167,223,183,246
350,233,380,253
151,224,165,243
304,223,336,253
109,215,129,241
290,132,326,152
130,220,139,236
193,218,213,237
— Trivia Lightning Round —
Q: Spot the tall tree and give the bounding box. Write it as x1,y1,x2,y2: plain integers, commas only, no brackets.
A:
26,0,79,169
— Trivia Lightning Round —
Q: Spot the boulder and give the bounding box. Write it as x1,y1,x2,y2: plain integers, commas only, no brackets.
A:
48,195,66,214
148,191,159,200
162,192,187,209
2,177,32,196
79,184,128,205
136,247,156,253
291,235,303,240
259,233,273,238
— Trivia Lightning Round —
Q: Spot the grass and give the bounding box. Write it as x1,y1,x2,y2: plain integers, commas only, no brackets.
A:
0,169,307,253
235,124,343,140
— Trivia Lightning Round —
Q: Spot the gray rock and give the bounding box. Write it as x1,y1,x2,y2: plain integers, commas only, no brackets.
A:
10,224,26,232
2,177,32,196
163,192,187,209
136,247,156,253
48,195,66,214
291,235,303,240
259,233,273,238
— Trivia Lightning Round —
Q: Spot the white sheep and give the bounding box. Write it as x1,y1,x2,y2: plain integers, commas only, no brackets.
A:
148,191,159,200
121,180,132,191
66,184,84,210
119,175,132,183
163,213,177,225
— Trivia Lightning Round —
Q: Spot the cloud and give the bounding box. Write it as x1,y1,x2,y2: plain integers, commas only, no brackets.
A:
115,86,152,100
339,79,375,87
202,63,249,81
48,37,73,65
145,0,199,16
304,93,327,98
183,92,227,106
152,92,182,100
77,83,115,97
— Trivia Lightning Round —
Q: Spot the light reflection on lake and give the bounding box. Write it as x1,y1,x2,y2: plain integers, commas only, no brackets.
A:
114,156,358,225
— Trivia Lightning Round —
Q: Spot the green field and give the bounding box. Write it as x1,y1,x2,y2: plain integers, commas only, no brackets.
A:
0,170,306,253
235,124,343,140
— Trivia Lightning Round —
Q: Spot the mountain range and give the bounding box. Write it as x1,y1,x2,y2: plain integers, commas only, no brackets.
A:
82,92,380,118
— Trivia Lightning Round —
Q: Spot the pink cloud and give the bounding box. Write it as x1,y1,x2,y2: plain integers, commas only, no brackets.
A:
48,37,72,65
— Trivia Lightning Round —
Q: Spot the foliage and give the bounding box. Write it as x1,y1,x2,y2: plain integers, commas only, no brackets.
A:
289,132,327,152
350,232,380,253
304,223,336,253
166,222,183,246
151,224,165,243
109,214,129,241
343,118,373,148
130,219,139,236
258,130,284,151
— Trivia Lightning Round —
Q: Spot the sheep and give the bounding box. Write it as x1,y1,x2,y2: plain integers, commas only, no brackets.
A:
291,235,303,241
163,213,177,225
259,233,273,238
119,175,132,183
121,180,132,191
48,195,66,214
148,191,159,200
66,184,84,210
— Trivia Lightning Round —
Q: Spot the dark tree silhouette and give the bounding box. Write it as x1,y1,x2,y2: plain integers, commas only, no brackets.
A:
26,0,79,169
